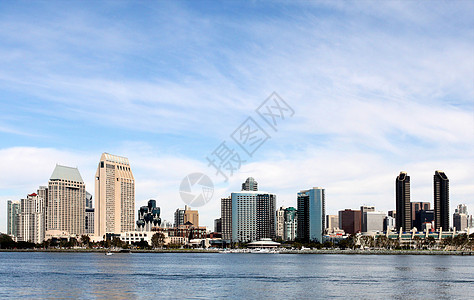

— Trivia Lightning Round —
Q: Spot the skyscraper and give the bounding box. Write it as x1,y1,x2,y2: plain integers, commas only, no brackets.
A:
395,171,411,232
360,205,375,232
18,193,46,243
95,153,135,237
411,202,430,229
284,207,297,241
7,200,20,237
297,187,325,243
174,208,184,227
231,191,276,243
136,199,161,231
242,177,258,191
184,205,199,226
47,165,85,236
85,191,93,209
338,209,361,235
221,197,232,240
326,215,339,230
275,206,286,239
434,170,449,231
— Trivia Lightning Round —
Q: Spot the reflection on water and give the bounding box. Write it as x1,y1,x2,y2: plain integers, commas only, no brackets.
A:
0,252,473,299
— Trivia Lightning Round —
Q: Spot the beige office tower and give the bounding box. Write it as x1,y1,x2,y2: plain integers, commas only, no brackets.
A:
47,165,85,235
95,153,135,237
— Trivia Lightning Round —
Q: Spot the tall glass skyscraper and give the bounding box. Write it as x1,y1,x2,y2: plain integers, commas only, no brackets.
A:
395,171,411,232
434,170,449,230
297,187,325,243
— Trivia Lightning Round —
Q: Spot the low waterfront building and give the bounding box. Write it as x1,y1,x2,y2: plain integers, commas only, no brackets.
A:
120,231,155,245
247,238,281,248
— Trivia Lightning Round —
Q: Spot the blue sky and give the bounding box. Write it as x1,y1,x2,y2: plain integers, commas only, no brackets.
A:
0,1,473,231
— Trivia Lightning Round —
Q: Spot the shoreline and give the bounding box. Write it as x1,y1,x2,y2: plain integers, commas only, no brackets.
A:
0,249,472,255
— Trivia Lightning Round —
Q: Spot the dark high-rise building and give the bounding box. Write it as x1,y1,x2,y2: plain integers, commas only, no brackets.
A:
411,202,430,229
214,218,222,233
396,171,411,232
256,193,276,240
434,170,449,230
221,197,232,240
338,209,361,235
413,210,434,231
242,177,258,191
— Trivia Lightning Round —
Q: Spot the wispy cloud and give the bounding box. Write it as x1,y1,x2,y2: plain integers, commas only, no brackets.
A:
0,1,473,231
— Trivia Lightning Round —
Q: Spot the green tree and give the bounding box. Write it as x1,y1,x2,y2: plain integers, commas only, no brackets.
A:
151,232,165,249
0,234,16,249
111,237,124,248
322,241,334,249
80,235,91,248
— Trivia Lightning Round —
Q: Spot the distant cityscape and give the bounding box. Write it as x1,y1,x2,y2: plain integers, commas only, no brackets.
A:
3,152,474,249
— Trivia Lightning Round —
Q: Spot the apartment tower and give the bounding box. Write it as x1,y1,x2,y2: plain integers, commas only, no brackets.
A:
95,153,135,237
47,165,85,235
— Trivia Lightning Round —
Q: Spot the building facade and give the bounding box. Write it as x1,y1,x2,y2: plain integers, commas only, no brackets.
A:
453,213,468,231
326,215,339,230
434,170,449,231
174,208,184,227
384,216,396,232
242,177,258,191
297,187,325,243
362,211,386,232
284,207,297,241
339,209,361,235
360,206,375,232
275,206,285,240
411,202,430,229
136,199,161,232
214,218,222,233
47,165,85,236
95,153,135,237
85,208,95,235
221,197,232,240
231,191,276,243
396,171,411,232
7,200,20,237
17,193,46,243
184,205,199,227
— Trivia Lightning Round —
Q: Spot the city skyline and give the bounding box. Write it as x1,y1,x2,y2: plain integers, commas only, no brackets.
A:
1,1,473,231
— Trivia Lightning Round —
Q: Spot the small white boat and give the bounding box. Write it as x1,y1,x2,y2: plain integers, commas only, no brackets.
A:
105,251,113,256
